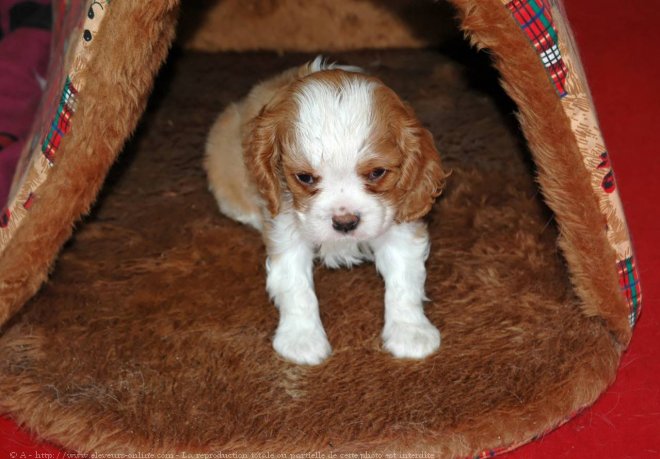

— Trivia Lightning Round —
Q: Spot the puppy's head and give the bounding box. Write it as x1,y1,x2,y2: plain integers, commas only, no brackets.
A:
244,69,446,243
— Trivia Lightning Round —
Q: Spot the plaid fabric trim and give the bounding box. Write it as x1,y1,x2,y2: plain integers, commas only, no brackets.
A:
617,256,642,326
41,77,78,163
506,0,568,97
473,449,501,458
597,151,616,193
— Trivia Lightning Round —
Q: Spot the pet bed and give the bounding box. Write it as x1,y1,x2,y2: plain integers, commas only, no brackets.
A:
0,0,641,457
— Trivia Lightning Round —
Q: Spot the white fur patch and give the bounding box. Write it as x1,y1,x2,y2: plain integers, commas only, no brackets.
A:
293,76,376,170
308,55,364,75
287,75,397,248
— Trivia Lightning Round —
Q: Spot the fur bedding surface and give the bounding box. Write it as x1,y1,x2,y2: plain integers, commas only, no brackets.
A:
0,50,620,456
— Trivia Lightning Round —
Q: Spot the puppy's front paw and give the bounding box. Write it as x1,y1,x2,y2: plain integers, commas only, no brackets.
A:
382,319,441,360
273,322,332,365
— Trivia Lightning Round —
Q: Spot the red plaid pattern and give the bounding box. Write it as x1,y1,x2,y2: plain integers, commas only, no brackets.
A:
42,78,77,163
506,0,568,97
597,152,616,193
507,0,555,51
617,256,642,326
544,51,568,97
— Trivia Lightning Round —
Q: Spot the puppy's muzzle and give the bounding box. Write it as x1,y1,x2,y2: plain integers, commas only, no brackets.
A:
332,213,361,234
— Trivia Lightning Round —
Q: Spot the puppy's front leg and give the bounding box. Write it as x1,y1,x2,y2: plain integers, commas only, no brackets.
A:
372,222,440,359
266,215,331,365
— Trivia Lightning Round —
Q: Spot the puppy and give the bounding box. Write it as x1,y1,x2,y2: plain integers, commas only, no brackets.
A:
204,57,447,365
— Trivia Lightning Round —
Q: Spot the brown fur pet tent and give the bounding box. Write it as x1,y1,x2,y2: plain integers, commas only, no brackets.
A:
0,0,643,457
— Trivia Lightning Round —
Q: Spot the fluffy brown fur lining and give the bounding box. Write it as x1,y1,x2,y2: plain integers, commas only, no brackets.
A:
448,0,631,345
0,50,620,458
177,0,459,52
0,1,180,326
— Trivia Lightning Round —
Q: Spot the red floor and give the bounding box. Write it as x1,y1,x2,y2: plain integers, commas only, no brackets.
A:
1,0,659,457
510,0,660,456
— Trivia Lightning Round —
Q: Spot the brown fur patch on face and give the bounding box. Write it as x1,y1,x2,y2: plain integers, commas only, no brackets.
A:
368,83,447,222
356,154,402,195
245,69,363,215
281,152,319,212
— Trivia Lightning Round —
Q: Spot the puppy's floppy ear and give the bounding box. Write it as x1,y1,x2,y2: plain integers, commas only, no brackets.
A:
393,103,448,223
243,103,288,217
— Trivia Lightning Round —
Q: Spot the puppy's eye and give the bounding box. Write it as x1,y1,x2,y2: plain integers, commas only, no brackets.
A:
367,168,387,181
295,173,315,185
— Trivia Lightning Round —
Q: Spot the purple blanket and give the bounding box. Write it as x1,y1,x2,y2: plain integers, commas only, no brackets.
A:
0,0,51,207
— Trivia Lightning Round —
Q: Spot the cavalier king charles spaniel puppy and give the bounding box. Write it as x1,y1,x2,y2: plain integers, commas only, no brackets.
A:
204,57,447,365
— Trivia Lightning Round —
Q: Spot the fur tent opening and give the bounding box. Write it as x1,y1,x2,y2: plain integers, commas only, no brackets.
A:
0,0,641,457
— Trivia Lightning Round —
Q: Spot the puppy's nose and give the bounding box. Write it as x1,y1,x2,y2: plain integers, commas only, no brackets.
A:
332,213,360,233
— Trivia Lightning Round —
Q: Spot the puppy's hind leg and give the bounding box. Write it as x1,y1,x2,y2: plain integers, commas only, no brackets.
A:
204,104,263,231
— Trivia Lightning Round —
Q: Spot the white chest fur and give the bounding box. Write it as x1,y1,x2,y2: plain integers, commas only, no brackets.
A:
315,239,374,269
